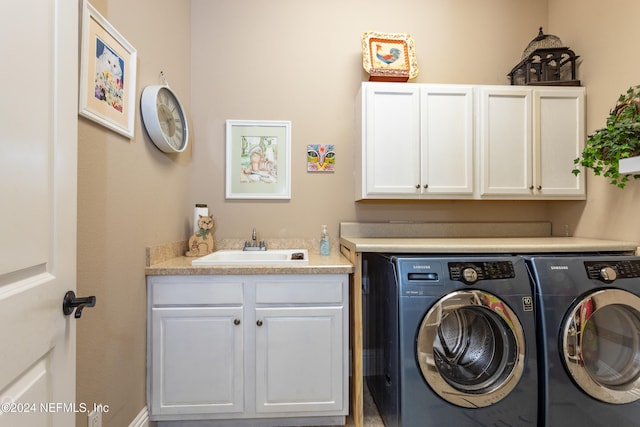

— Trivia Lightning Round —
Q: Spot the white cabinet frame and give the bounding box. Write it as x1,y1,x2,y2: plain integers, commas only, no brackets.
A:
356,82,586,201
147,274,349,425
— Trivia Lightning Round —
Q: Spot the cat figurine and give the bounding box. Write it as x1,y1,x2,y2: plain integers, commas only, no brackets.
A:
185,214,215,257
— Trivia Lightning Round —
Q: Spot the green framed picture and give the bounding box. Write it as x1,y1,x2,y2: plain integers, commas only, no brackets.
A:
225,120,291,199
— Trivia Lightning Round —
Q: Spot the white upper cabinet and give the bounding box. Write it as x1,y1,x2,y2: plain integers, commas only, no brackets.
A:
535,88,586,197
478,87,533,196
478,86,585,198
356,82,586,200
358,83,421,197
421,86,474,195
356,83,474,199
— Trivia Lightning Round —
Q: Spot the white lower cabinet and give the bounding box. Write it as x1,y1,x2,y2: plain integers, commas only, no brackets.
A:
151,306,245,416
147,274,349,425
255,306,344,413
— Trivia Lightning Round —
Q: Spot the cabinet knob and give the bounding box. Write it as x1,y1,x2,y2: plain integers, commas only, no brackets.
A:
234,318,241,325
537,185,542,191
256,319,263,326
423,184,428,189
415,184,420,189
529,185,534,190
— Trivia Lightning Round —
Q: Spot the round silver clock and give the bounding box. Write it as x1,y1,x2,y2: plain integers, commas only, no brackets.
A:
140,85,189,153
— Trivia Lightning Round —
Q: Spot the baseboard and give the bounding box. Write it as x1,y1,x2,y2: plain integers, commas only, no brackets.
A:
130,406,152,427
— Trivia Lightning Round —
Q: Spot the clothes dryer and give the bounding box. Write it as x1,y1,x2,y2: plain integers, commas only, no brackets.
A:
525,255,640,427
363,254,538,427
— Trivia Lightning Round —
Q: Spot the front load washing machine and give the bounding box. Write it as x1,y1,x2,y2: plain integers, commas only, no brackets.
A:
525,255,640,427
363,254,538,427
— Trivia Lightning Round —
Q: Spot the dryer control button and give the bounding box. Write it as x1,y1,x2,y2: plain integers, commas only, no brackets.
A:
600,266,617,282
462,267,479,284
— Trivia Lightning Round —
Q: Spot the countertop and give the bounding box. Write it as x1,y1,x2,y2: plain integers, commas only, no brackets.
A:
146,250,354,276
339,236,640,254
146,227,640,276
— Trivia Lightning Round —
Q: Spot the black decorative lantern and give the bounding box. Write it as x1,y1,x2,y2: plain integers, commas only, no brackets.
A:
508,28,580,86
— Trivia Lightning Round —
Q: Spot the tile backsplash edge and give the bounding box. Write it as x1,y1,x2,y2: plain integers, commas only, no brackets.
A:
339,221,552,238
147,222,552,266
146,240,189,266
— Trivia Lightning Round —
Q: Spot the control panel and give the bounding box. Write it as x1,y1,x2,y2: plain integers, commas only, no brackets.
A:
449,261,515,284
585,260,640,282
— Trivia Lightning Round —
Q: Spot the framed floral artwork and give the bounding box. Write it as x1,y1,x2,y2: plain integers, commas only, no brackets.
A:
79,1,137,138
225,120,292,199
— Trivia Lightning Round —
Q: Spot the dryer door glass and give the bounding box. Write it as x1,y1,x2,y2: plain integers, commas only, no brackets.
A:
416,289,526,408
562,288,640,404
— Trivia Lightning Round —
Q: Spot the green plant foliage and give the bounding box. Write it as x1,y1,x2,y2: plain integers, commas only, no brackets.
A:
573,85,640,188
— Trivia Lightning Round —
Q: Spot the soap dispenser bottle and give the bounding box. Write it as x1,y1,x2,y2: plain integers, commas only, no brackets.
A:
320,225,330,256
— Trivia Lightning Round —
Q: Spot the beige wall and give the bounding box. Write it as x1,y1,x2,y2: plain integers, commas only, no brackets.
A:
189,0,551,242
548,0,640,241
76,0,191,425
77,0,640,425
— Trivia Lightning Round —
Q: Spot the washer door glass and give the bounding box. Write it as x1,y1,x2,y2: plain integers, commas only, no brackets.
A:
562,288,640,404
416,290,525,408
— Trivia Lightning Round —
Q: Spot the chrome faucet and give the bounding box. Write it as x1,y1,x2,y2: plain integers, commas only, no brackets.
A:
243,227,267,251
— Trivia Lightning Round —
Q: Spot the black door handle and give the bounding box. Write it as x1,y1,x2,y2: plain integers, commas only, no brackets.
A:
62,291,96,319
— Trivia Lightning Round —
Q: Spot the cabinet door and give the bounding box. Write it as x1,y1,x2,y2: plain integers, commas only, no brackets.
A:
421,86,474,195
479,87,532,196
150,306,244,416
363,84,421,196
254,306,345,414
534,88,585,197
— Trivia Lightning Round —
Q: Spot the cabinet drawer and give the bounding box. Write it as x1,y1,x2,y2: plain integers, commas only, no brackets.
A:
150,278,243,306
255,277,345,304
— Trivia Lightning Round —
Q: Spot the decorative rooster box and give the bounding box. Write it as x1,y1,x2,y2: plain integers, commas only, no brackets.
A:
361,31,419,82
185,213,215,257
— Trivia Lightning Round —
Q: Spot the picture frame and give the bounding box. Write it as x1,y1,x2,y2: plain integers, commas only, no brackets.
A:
307,144,335,172
79,1,137,138
226,120,292,200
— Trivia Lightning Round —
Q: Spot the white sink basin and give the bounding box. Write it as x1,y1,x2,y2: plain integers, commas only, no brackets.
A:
192,249,309,266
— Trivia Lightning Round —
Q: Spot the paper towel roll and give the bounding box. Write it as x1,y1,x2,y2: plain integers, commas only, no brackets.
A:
193,204,208,233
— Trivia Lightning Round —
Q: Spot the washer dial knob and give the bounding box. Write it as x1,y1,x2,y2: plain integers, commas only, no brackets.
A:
600,266,617,282
462,267,479,284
